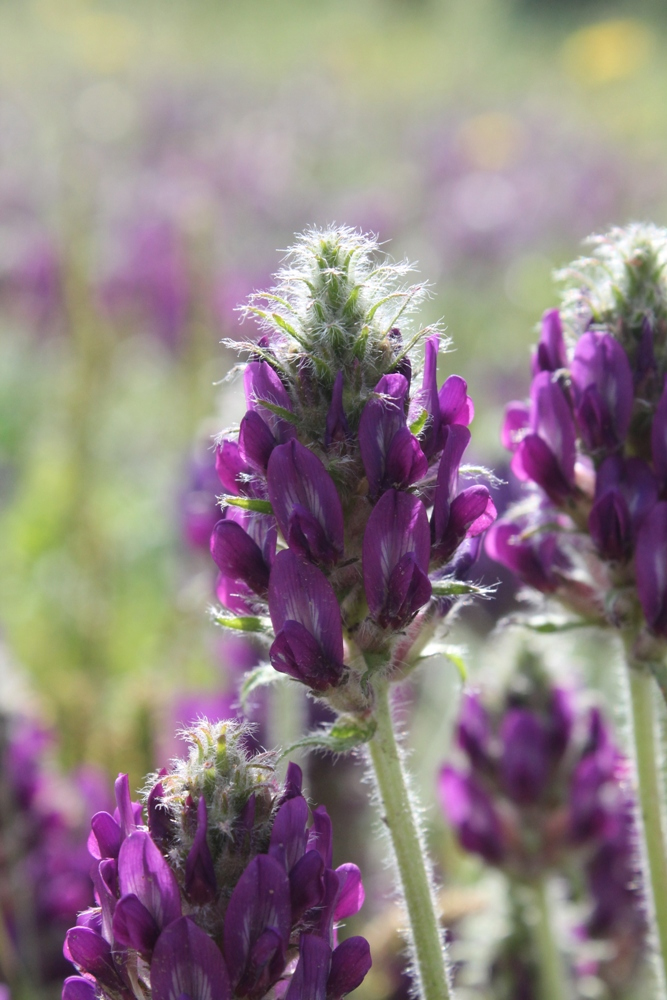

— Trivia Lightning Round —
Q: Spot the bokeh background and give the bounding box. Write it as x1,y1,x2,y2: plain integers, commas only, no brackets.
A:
1,0,666,996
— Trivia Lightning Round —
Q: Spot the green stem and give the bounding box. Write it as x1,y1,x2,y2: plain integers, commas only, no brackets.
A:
531,878,569,1000
367,679,452,1000
626,660,667,997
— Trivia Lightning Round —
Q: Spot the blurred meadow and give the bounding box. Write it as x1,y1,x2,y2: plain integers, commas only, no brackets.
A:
1,0,667,996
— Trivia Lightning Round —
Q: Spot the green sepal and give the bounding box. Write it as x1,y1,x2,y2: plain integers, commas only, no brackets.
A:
409,408,429,436
223,496,274,514
280,714,377,758
213,612,272,634
253,399,299,426
430,579,493,599
239,664,285,708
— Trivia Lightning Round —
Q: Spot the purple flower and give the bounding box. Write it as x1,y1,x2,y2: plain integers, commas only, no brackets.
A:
499,710,550,806
239,362,296,472
363,490,432,631
485,515,568,593
438,766,504,864
268,550,345,689
431,426,496,564
531,309,567,376
512,372,576,503
588,455,657,561
570,331,633,454
267,440,344,567
359,374,428,497
211,516,275,609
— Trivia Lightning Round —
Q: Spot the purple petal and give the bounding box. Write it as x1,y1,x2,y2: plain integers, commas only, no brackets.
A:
151,917,230,1000
333,864,364,920
325,371,350,447
223,855,291,992
63,978,97,1000
500,710,550,805
215,439,251,495
589,490,632,560
244,361,293,421
501,401,530,452
363,490,431,629
636,502,667,637
210,520,271,599
269,794,309,872
410,334,441,458
433,425,471,518
434,485,493,564
439,374,474,428
185,796,217,905
652,377,667,491
571,332,633,452
282,762,303,800
114,774,139,838
117,831,181,929
595,455,658,533
147,777,172,849
289,850,325,923
327,936,372,1000
239,409,278,472
512,433,574,504
384,426,429,491
286,934,330,1000
359,374,426,495
64,927,122,992
267,440,344,567
457,692,492,768
438,767,504,864
112,893,160,954
307,805,333,868
531,309,567,375
88,811,122,861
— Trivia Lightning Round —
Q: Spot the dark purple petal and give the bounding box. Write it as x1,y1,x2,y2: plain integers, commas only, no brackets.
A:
223,855,291,993
267,440,344,567
289,850,325,923
589,490,632,560
117,831,181,929
244,360,292,418
439,374,474,429
307,868,341,942
65,927,122,992
281,761,303,801
327,936,372,1000
512,434,574,505
268,550,345,690
571,332,633,452
384,426,429,491
88,811,122,861
114,774,139,838
457,692,492,769
307,805,333,868
595,455,658,534
363,490,431,630
433,425,471,518
216,439,251,495
500,710,550,805
410,334,441,458
269,794,309,872
528,371,576,487
652,377,667,492
531,309,567,375
433,485,494,564
359,374,426,495
147,776,172,850
438,767,504,864
151,917,231,1000
333,864,364,920
501,401,530,452
63,977,97,1000
485,517,567,593
325,371,350,447
112,893,160,954
185,796,217,905
239,410,278,472
636,502,667,637
210,520,271,599
569,755,615,844
286,934,330,1000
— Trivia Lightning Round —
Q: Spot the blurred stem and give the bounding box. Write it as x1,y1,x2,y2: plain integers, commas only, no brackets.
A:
531,878,569,1000
367,678,452,1000
626,657,667,998
269,679,306,779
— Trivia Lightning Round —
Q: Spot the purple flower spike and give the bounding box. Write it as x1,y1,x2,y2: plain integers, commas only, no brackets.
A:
267,440,344,568
652,377,667,492
531,309,567,376
438,766,504,864
210,519,273,602
500,710,550,806
636,502,667,637
325,371,350,447
359,373,428,496
363,490,432,631
327,936,373,1000
571,332,633,453
223,855,291,998
117,831,181,930
185,796,217,905
512,373,576,503
151,917,231,1000
268,550,345,690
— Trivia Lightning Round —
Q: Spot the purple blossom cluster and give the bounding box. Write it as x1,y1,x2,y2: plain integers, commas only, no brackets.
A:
439,658,645,992
487,226,667,655
210,228,496,711
63,719,370,1000
0,711,108,993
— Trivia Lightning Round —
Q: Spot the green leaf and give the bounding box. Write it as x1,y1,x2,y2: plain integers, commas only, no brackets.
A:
272,312,310,349
240,664,285,707
280,714,377,757
253,399,299,426
213,613,271,634
223,496,274,514
409,408,428,436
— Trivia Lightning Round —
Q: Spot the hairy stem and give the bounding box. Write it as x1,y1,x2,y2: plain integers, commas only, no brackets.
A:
367,679,452,1000
531,878,569,1000
625,655,667,997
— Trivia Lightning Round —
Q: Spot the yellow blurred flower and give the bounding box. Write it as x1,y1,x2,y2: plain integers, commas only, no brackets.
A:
561,19,653,86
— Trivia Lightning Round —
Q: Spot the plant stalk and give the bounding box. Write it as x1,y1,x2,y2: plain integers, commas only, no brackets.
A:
626,656,667,997
531,878,569,1000
367,678,452,1000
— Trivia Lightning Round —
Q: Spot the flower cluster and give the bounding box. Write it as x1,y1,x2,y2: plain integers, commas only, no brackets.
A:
62,719,370,1000
439,656,645,993
0,710,107,993
211,227,496,713
487,225,667,656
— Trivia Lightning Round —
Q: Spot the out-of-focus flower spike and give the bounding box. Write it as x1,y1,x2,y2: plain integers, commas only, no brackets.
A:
438,767,504,864
499,710,550,806
457,692,492,768
531,308,567,376
363,490,432,631
636,502,667,637
571,332,633,454
501,401,530,452
652,377,667,493
267,440,344,568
